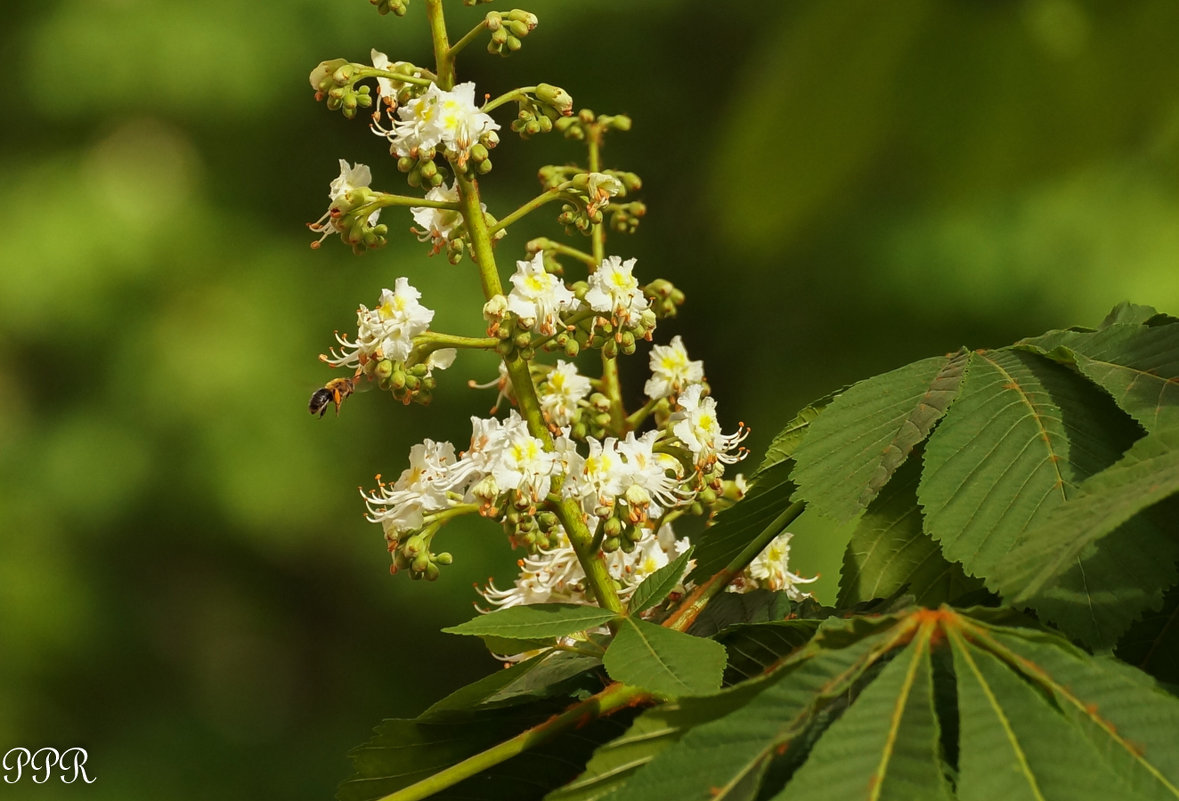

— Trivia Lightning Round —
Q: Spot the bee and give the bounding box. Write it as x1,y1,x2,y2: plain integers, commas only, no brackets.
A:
309,376,358,417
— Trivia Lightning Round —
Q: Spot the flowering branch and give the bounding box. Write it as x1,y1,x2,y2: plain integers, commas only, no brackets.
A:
306,0,814,660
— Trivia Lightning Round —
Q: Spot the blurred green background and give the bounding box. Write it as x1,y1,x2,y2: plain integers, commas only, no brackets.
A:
3,0,1179,797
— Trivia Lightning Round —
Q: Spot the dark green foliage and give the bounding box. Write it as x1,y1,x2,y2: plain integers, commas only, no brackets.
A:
341,306,1179,801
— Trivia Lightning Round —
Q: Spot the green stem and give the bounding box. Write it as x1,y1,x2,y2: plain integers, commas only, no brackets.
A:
483,85,539,113
454,171,503,298
369,192,459,210
526,238,597,269
372,683,649,801
349,67,436,88
424,503,480,525
449,18,488,60
425,0,454,89
623,396,662,431
586,127,606,265
454,165,623,617
663,500,807,633
488,184,571,236
412,331,499,353
584,124,627,434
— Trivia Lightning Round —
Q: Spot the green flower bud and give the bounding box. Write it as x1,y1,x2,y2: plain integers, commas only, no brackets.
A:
374,359,395,381
370,0,409,16
537,83,572,115
435,552,453,566
310,58,349,92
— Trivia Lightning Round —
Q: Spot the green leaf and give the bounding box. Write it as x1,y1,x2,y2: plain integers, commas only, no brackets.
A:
990,427,1179,647
755,389,840,476
950,639,1148,801
686,589,809,638
602,618,727,698
418,650,602,721
918,348,1142,579
1117,582,1179,687
715,620,821,686
600,615,908,801
773,625,952,801
545,682,766,801
628,547,694,615
689,460,798,582
962,618,1179,801
1098,301,1170,328
792,350,968,522
838,452,984,608
1022,321,1179,433
442,603,618,640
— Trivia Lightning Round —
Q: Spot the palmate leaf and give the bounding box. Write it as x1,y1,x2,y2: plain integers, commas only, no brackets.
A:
791,350,969,521
918,348,1142,579
962,619,1179,801
611,610,1179,801
602,617,727,698
990,427,1179,647
545,682,767,801
1020,319,1179,432
599,615,908,801
950,641,1147,800
838,453,983,608
773,621,952,801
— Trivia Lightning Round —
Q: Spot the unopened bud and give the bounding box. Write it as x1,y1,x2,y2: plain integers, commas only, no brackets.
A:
536,84,574,115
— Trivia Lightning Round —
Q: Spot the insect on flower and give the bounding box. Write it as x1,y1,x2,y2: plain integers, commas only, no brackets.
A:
309,376,359,417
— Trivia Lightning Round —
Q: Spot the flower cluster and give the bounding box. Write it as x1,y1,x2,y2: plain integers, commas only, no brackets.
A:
320,279,455,406
307,159,387,252
306,19,813,640
376,81,500,169
728,532,819,601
